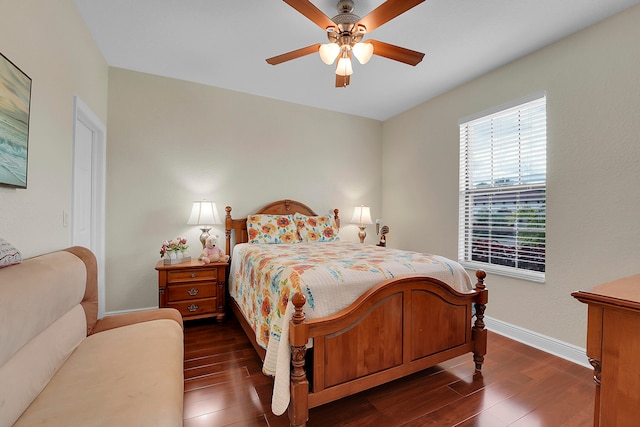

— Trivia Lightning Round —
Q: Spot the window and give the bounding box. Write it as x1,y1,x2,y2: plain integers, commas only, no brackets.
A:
458,94,546,282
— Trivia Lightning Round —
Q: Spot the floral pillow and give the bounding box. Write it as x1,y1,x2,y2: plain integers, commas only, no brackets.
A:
294,213,340,242
247,214,299,244
0,238,22,268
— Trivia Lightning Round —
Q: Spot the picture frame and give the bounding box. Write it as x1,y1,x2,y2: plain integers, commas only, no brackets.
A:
0,52,32,188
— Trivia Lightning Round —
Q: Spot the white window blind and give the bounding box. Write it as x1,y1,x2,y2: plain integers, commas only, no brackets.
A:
458,95,547,282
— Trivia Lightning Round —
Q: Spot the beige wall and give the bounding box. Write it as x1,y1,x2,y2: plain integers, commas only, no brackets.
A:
0,0,108,257
382,5,640,347
106,68,382,311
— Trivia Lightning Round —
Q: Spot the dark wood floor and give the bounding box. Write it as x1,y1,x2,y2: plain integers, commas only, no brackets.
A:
183,316,594,427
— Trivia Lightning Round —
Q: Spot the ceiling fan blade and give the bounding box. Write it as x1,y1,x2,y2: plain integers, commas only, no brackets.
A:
266,44,322,65
368,40,425,66
283,0,336,30
358,0,425,33
335,74,350,88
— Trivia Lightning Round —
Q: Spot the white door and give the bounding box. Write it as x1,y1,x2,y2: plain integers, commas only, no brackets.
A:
72,96,106,318
73,121,93,248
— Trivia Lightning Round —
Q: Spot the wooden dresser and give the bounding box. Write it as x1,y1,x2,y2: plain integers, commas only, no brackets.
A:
572,274,640,427
156,259,227,322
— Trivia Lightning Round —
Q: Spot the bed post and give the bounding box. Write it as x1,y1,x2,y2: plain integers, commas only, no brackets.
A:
333,208,340,229
472,270,488,371
289,293,309,427
225,206,232,258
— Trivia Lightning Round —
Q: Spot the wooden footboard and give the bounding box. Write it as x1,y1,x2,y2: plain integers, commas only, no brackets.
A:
288,271,487,427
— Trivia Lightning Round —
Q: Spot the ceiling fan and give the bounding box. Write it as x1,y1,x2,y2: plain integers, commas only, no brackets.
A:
266,0,426,88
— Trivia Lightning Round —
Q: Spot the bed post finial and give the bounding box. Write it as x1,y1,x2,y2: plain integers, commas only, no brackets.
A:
475,270,486,290
289,292,309,427
292,292,306,324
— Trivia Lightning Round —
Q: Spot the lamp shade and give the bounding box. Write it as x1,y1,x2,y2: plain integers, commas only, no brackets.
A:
319,43,340,65
187,201,221,225
336,56,353,76
352,42,374,64
351,206,373,226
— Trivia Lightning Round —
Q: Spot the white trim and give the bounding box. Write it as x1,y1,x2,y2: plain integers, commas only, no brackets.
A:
458,91,547,125
485,316,590,369
72,96,107,319
105,306,159,316
462,260,546,283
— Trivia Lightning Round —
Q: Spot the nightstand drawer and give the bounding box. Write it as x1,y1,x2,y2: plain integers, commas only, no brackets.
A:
157,259,227,322
168,298,216,317
167,282,217,302
167,269,216,283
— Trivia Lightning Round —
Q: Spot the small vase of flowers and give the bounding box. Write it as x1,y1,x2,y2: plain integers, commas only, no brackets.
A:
160,237,191,265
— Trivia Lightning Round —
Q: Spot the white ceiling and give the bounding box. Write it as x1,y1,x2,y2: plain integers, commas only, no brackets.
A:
73,0,640,121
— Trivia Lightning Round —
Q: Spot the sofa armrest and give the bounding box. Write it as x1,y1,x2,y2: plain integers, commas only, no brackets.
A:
89,308,183,335
63,246,99,334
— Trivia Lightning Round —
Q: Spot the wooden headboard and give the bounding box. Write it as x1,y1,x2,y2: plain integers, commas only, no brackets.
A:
224,199,340,256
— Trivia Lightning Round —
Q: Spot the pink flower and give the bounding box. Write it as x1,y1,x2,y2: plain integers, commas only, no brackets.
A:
159,237,189,258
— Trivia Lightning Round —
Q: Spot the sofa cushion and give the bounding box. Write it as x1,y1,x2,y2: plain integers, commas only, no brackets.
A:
13,318,184,427
0,250,86,368
0,304,86,427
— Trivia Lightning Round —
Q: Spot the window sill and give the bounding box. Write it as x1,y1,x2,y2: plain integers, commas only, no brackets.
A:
460,260,545,283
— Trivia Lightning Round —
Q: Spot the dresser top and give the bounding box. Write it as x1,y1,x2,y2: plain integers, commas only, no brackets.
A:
572,273,640,310
155,258,228,271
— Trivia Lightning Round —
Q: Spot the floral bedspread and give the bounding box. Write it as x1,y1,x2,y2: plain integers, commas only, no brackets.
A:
228,242,473,371
228,242,474,414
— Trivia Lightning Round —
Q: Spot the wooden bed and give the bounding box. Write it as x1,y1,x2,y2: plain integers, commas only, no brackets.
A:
224,199,488,427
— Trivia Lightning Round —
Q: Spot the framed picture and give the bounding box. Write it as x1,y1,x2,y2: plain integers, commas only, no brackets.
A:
0,52,32,188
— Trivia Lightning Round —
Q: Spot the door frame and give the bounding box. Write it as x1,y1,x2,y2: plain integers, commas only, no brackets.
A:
72,96,107,318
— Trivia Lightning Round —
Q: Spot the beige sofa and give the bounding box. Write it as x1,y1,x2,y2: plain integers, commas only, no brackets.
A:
0,246,184,426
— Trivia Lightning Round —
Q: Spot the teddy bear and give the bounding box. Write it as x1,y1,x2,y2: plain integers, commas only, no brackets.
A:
201,235,229,263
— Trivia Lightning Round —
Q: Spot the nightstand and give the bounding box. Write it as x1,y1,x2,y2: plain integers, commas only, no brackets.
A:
155,258,227,322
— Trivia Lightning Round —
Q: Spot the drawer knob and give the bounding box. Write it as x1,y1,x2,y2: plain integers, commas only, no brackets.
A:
191,273,197,278
187,288,199,296
187,304,199,312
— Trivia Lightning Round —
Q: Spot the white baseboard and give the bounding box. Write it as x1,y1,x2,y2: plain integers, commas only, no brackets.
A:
485,316,591,369
102,306,159,318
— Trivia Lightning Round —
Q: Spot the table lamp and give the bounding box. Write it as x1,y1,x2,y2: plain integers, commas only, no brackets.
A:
187,201,222,249
351,206,373,243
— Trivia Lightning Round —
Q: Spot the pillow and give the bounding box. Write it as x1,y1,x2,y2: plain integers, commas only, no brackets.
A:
0,238,22,268
294,213,340,242
247,214,299,244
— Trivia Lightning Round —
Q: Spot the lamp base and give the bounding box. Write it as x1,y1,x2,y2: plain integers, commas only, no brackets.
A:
357,226,367,244
199,227,211,249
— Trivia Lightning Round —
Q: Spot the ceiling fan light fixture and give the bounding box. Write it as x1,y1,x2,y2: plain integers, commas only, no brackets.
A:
336,56,353,76
352,42,374,64
319,43,341,65
268,0,427,88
